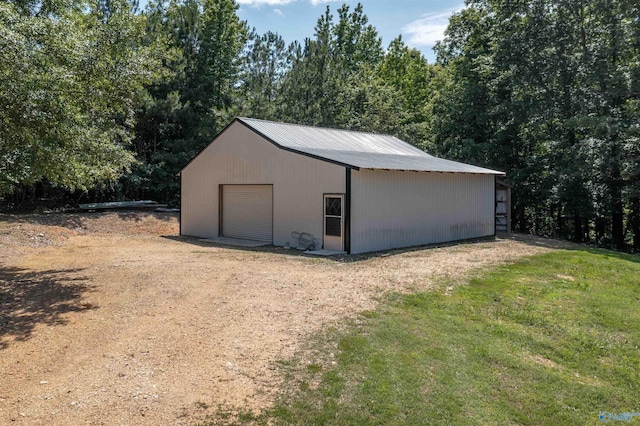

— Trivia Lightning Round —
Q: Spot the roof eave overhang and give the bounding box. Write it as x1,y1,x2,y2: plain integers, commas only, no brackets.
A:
361,167,505,175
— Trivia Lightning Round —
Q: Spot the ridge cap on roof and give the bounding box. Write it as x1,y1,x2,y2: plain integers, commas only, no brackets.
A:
237,116,401,139
303,147,432,157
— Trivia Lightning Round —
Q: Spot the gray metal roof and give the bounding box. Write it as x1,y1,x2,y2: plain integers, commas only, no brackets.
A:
238,117,504,175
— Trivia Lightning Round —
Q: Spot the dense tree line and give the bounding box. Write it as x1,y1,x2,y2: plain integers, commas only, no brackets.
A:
433,0,640,251
1,0,638,251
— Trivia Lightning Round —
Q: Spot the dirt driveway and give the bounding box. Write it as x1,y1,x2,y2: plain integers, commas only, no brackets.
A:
0,212,562,425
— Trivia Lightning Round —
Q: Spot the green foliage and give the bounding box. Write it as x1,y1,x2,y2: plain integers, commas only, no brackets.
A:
238,29,288,120
376,36,436,147
195,0,247,116
259,249,640,425
432,0,640,249
277,3,386,127
275,3,436,149
0,0,164,195
123,0,247,204
1,1,438,207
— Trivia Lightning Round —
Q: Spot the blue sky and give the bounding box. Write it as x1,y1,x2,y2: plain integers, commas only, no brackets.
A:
236,0,465,63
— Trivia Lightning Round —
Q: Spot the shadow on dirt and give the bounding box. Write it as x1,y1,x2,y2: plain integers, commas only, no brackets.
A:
162,235,501,263
0,267,96,350
0,211,177,232
115,211,177,223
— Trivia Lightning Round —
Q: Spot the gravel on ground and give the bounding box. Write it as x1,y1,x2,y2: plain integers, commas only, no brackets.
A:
0,212,570,425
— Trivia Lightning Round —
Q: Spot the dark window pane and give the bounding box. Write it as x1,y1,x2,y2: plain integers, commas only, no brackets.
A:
325,217,341,236
325,197,341,216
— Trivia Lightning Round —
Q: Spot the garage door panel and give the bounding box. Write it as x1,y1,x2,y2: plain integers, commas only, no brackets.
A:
222,185,273,242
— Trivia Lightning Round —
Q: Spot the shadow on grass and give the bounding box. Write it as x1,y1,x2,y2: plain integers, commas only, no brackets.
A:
0,266,96,350
581,247,640,263
500,233,640,263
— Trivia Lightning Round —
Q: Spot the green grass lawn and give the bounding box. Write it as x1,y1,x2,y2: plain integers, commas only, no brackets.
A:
212,248,640,425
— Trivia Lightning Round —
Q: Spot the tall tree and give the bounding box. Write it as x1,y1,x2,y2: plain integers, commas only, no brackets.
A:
377,36,435,147
238,29,288,120
278,7,336,125
278,3,383,128
124,0,247,204
433,0,640,249
193,0,246,123
0,0,164,195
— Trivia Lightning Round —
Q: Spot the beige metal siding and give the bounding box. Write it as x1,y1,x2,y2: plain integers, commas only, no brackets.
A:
350,169,495,254
222,185,272,241
181,122,345,245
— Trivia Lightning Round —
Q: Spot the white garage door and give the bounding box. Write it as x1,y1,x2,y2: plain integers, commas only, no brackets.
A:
222,185,273,242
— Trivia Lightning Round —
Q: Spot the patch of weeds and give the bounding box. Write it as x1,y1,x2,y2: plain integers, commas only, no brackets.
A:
306,363,322,373
359,310,379,319
299,380,310,391
199,404,260,426
275,358,296,367
303,257,334,264
195,400,210,410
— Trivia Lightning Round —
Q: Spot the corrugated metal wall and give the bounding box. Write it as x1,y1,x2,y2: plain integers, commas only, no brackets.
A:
350,169,495,254
181,122,345,245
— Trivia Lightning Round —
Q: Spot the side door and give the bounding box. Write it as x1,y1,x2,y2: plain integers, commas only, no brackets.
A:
323,194,344,251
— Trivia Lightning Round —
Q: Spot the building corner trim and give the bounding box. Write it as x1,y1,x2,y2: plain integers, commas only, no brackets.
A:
345,168,352,254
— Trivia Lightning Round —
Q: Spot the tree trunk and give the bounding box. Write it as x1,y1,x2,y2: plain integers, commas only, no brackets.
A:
632,196,640,252
583,219,590,243
574,215,583,243
612,200,625,250
514,204,527,233
611,158,625,250
595,217,606,244
555,203,563,236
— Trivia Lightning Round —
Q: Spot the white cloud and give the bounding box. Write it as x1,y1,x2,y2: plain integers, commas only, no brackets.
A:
236,0,296,6
273,8,283,15
402,6,463,47
236,0,337,9
310,0,339,5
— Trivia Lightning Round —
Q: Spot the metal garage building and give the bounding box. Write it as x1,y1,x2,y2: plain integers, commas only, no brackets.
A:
179,117,504,254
